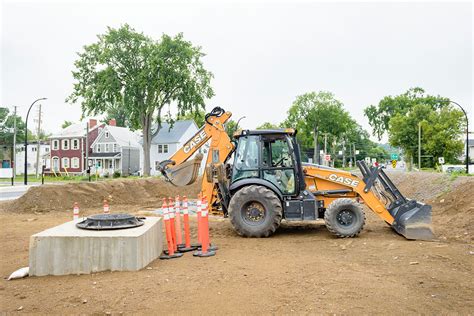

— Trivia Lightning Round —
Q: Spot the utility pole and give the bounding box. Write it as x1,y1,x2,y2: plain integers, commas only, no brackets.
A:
35,104,42,178
324,133,328,166
24,97,47,185
86,121,89,174
418,122,422,170
353,143,356,164
342,138,346,168
12,106,17,180
313,126,318,164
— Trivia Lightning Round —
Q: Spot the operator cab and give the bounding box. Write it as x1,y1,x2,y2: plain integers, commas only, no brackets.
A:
231,129,303,196
229,129,318,222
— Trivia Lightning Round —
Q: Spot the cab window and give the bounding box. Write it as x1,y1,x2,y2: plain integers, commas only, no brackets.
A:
262,136,296,195
232,136,259,182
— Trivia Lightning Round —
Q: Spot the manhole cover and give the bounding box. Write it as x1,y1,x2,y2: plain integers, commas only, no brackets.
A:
76,213,145,230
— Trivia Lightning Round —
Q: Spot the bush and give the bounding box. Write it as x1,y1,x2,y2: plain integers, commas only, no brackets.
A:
113,171,121,178
103,172,109,178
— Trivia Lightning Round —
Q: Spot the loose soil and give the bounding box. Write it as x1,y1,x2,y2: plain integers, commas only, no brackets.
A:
0,172,473,314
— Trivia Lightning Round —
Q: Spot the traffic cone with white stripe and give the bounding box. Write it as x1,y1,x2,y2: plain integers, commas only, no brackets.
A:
191,193,203,248
73,202,80,221
178,196,196,252
160,198,183,259
103,199,110,214
168,197,178,252
193,196,216,257
174,195,184,248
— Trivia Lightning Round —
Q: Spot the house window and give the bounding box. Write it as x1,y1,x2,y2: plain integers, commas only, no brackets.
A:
113,144,118,152
105,144,110,152
96,144,101,153
105,131,109,138
62,139,69,150
158,144,169,154
108,160,113,168
62,157,70,168
72,139,79,150
155,161,160,171
71,157,80,168
45,148,49,152
52,140,59,150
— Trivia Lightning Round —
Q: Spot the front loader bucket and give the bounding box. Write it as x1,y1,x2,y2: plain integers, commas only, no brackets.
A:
163,153,203,186
356,160,435,241
389,200,434,240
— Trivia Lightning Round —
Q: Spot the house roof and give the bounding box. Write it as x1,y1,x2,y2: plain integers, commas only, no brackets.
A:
144,120,197,144
50,123,85,138
93,125,141,148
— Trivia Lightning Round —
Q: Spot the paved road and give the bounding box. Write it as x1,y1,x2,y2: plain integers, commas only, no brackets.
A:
0,184,40,201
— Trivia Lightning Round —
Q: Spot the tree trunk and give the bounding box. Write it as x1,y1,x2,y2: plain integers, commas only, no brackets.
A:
142,114,152,177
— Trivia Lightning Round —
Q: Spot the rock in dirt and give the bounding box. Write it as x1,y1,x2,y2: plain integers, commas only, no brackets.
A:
409,261,419,265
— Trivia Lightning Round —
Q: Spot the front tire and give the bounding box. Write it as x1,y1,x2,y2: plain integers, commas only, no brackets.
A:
324,198,365,238
228,185,282,237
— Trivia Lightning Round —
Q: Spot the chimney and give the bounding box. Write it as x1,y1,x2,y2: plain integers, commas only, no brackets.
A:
89,119,97,129
108,119,116,126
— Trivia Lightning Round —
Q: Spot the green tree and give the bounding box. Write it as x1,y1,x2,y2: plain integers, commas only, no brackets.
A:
66,25,214,176
225,120,239,139
0,107,32,145
62,120,73,129
256,122,280,129
103,104,129,127
389,104,464,165
178,108,206,127
364,87,448,140
284,91,356,163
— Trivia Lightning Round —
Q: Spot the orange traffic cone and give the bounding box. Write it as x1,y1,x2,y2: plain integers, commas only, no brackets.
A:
194,196,216,257
168,197,178,252
174,195,184,247
103,199,110,214
178,196,196,252
192,193,203,248
160,198,183,259
73,202,80,221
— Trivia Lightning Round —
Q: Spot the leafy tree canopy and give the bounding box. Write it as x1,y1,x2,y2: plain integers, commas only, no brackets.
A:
62,121,73,129
0,107,33,145
66,25,214,175
178,108,206,127
256,122,281,130
364,87,449,140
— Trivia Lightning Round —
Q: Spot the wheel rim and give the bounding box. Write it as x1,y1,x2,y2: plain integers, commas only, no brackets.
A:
336,209,357,228
241,201,266,225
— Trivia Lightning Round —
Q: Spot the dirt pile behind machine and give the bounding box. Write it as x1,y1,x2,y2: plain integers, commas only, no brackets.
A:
158,106,434,240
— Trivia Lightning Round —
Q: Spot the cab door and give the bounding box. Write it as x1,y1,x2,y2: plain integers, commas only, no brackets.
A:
261,135,297,196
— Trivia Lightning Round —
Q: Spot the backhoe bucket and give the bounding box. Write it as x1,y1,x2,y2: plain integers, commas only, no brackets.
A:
163,153,203,186
389,200,434,240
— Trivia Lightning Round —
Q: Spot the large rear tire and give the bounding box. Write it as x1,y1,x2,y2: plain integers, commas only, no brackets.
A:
229,185,282,237
324,198,365,238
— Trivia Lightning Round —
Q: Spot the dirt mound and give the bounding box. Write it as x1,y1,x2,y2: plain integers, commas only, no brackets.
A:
388,172,473,242
0,178,201,214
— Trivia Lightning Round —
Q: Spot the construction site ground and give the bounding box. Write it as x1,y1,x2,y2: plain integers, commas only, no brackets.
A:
0,172,473,314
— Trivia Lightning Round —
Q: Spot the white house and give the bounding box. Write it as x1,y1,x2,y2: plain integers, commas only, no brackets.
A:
89,125,141,176
15,141,50,175
141,120,206,176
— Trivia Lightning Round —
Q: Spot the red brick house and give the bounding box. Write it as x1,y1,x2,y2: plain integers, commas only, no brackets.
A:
46,119,110,175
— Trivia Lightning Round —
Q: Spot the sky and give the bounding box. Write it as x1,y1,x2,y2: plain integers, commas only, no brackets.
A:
1,0,473,141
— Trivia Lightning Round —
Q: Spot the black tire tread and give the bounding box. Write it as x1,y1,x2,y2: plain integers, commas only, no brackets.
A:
229,185,282,237
324,198,365,238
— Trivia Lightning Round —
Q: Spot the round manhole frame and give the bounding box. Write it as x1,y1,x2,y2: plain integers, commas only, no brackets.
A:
76,213,145,230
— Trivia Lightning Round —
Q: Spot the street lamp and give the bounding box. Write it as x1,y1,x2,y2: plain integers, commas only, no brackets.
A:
24,97,47,185
446,100,469,174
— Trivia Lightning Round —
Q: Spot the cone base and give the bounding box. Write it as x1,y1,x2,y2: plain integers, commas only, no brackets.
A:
178,245,197,252
159,252,183,260
193,250,216,257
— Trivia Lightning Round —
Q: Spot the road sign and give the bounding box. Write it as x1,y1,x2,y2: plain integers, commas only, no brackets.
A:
355,150,360,155
324,154,331,162
365,157,371,164
391,153,399,160
338,151,342,155
438,157,445,164
371,158,377,165
392,160,397,168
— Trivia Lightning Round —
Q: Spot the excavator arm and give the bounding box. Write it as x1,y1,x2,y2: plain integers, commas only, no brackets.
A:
157,107,235,209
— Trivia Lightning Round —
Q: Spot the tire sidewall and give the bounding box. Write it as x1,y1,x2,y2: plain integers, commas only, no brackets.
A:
325,199,364,237
229,186,281,237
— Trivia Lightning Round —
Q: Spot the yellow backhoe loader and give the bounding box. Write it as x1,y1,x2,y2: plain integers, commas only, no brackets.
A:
158,107,434,240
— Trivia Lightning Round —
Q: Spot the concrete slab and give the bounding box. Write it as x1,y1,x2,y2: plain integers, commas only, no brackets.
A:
29,217,162,276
